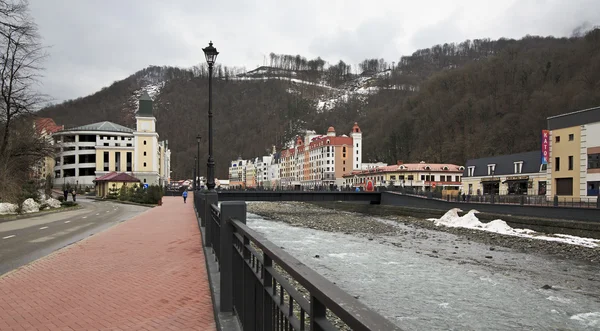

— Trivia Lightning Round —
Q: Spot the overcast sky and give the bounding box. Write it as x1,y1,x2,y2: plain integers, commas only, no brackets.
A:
29,0,600,103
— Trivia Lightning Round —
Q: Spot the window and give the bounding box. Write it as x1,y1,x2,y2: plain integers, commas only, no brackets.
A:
555,136,560,143
569,134,574,141
356,143,358,148
144,179,147,183
126,152,132,172
468,166,475,177
568,156,573,170
514,161,523,174
555,157,560,171
440,176,445,181
342,147,346,153
143,162,147,167
540,164,548,172
487,164,496,175
421,175,425,180
115,152,121,172
356,157,358,162
143,151,146,156
588,153,600,169
356,150,359,155
408,175,414,180
103,152,109,171
144,140,147,145
343,167,346,172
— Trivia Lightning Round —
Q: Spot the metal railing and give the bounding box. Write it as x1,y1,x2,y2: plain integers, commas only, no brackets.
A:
195,194,401,331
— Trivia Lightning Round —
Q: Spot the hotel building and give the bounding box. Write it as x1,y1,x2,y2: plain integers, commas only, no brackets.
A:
461,151,547,196
52,93,171,187
547,106,600,201
229,123,363,189
344,161,463,191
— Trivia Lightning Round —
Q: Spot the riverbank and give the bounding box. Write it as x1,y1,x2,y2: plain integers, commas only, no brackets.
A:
246,202,600,263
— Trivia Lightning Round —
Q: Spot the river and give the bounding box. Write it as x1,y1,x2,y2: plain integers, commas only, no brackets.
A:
246,212,600,330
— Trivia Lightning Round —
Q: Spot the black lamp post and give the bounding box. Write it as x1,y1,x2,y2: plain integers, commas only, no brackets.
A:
203,41,219,191
196,135,201,189
193,156,197,190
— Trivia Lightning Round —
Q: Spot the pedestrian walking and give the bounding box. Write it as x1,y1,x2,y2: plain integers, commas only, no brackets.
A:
71,189,77,202
182,190,188,203
63,189,68,201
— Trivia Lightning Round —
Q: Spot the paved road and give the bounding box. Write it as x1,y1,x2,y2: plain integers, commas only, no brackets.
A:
0,197,149,276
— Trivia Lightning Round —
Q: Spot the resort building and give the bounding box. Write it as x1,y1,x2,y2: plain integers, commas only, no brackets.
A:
547,106,600,201
344,161,463,192
51,93,171,187
228,123,363,189
462,151,547,196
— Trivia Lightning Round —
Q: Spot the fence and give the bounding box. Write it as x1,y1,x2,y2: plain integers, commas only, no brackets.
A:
195,193,401,331
379,187,600,209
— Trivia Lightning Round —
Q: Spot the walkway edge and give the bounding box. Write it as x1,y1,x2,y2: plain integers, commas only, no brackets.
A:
195,203,241,331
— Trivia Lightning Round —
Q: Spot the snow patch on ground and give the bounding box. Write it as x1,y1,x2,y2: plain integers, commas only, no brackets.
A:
21,198,40,214
428,208,600,248
0,202,18,215
44,198,62,209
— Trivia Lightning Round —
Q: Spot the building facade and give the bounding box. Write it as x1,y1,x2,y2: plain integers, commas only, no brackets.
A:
344,161,463,191
547,106,600,201
52,93,171,187
228,123,363,189
32,118,63,181
462,151,546,196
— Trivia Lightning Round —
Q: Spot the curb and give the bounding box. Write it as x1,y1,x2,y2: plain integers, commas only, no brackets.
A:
0,205,83,223
88,197,156,208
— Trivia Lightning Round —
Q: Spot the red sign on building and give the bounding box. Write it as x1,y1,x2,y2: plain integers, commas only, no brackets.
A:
541,130,550,165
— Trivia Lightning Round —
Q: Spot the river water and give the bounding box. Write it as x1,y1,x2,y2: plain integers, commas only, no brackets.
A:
246,212,600,330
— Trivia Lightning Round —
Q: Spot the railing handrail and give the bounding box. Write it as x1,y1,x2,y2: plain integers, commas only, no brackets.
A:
230,218,402,331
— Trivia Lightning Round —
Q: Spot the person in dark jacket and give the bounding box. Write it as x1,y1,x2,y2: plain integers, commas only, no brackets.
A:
63,189,68,201
71,189,77,202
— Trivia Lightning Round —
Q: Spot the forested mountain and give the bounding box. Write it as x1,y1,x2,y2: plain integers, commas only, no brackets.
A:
37,29,600,180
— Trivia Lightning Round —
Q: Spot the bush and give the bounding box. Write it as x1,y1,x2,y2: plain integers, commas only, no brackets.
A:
61,201,77,207
57,195,65,202
84,186,90,193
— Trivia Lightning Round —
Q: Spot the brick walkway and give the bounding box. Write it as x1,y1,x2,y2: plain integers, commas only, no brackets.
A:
0,196,216,331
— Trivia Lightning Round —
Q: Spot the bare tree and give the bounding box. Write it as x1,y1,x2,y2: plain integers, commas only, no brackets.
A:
0,0,47,157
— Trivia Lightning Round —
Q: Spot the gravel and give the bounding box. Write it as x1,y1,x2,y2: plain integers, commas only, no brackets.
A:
247,201,600,263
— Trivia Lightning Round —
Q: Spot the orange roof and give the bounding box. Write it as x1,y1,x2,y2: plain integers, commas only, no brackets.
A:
35,118,63,135
309,136,352,148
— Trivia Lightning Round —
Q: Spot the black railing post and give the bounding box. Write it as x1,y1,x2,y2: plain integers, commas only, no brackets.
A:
310,296,326,331
219,201,246,313
203,191,218,247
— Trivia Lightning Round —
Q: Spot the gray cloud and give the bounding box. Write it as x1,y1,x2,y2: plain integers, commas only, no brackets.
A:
27,0,600,103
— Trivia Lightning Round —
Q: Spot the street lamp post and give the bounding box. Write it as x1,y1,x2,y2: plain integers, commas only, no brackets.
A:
193,156,197,190
203,41,219,191
196,135,201,189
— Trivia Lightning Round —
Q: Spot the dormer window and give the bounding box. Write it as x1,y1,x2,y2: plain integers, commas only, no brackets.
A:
487,164,496,175
424,166,431,170
467,166,475,177
514,161,523,174
442,166,449,170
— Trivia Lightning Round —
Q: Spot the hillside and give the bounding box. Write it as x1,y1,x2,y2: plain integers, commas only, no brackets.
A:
37,29,600,180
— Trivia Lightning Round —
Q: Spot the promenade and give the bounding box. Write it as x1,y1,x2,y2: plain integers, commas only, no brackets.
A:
0,196,215,331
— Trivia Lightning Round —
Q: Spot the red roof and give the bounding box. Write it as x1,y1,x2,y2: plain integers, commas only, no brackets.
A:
35,118,63,135
94,172,140,183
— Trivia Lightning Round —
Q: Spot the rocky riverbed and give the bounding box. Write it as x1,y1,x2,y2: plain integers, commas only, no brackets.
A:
246,201,600,263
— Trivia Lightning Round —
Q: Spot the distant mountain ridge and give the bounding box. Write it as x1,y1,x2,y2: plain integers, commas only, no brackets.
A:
37,29,600,180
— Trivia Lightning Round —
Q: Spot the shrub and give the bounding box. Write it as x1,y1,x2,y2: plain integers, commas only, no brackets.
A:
61,201,77,207
57,195,65,202
84,186,90,193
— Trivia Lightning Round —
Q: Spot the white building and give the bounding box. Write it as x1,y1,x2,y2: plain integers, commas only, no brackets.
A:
52,93,171,187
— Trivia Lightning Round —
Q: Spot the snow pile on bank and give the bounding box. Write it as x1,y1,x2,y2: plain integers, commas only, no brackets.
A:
21,198,40,213
43,197,62,209
429,209,599,248
0,202,18,215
